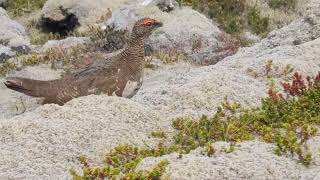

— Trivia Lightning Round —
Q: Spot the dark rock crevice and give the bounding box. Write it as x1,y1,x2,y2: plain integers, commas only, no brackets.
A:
40,6,79,36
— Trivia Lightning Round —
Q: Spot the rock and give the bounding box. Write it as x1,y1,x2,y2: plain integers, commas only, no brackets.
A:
0,0,7,8
0,95,164,179
0,45,14,63
241,31,261,45
241,7,320,57
138,0,178,7
107,4,238,65
138,0,179,12
0,8,30,62
0,65,63,119
0,1,320,179
40,0,128,34
132,11,320,119
133,63,267,119
136,141,315,179
41,37,90,52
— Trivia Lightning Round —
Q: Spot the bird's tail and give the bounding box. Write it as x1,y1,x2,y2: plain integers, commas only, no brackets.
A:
4,77,50,97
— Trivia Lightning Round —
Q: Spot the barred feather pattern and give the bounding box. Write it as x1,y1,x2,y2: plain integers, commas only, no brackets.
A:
4,18,160,105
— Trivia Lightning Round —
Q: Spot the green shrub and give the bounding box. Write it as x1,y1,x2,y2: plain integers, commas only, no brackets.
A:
30,32,61,45
21,53,42,66
70,144,175,179
247,7,270,36
180,0,270,36
7,0,47,17
151,130,167,139
0,61,17,76
268,0,297,10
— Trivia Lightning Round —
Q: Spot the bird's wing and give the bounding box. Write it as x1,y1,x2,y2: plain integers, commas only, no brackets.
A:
72,54,117,78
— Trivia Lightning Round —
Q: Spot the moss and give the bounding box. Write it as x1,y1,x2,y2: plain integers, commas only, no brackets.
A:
7,0,47,17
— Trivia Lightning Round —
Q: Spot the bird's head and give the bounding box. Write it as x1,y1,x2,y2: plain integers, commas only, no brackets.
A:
131,18,163,39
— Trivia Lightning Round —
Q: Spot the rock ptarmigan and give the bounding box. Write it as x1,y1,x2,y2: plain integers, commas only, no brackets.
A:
4,18,163,105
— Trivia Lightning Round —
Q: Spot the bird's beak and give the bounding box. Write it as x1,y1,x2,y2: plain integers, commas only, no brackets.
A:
153,21,163,27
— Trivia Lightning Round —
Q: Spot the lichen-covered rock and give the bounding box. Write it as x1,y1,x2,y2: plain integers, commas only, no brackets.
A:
133,16,320,119
136,141,317,179
133,39,320,120
0,7,30,62
0,95,164,179
240,4,320,57
133,63,267,119
40,0,128,33
40,37,90,52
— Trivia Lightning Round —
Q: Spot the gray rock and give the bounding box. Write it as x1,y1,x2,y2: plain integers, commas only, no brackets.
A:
40,0,128,33
41,37,90,52
0,95,164,179
137,0,178,12
241,5,320,57
241,31,261,44
107,5,236,65
0,0,7,8
136,141,303,179
0,45,14,63
138,0,178,7
0,65,63,119
0,8,30,61
131,8,320,119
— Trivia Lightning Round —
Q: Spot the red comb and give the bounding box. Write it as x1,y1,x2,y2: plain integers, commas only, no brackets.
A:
143,18,155,24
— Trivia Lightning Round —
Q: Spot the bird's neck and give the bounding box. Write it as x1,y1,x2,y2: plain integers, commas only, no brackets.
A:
127,34,145,51
125,35,145,62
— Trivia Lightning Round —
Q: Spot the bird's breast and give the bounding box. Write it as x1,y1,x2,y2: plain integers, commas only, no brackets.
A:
121,78,143,98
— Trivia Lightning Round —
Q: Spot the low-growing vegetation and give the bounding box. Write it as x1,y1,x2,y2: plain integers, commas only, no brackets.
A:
247,7,270,36
71,72,320,179
178,0,270,36
268,0,297,10
173,72,320,164
153,50,187,64
0,45,102,77
7,0,47,17
70,144,175,179
81,25,129,53
0,61,17,76
30,32,61,45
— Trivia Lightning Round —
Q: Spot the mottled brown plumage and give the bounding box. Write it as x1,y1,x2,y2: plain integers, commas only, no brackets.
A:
4,18,163,105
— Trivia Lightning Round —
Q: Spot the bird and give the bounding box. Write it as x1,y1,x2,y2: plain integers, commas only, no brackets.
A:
4,18,163,105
